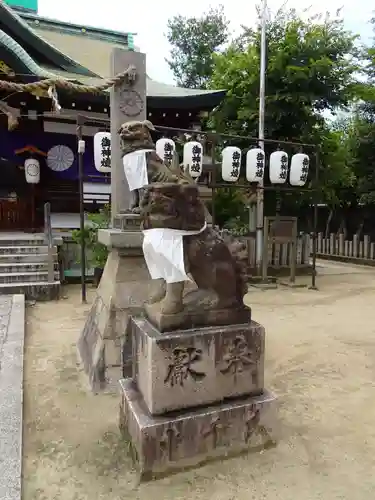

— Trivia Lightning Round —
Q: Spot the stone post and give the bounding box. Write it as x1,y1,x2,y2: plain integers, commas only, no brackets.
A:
110,49,146,224
339,233,344,256
77,49,152,392
364,235,370,259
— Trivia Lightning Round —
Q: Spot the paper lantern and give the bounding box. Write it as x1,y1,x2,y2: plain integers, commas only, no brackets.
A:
183,141,203,178
269,150,289,184
221,146,241,182
93,131,111,173
24,158,40,184
246,148,265,183
289,153,310,186
156,138,176,167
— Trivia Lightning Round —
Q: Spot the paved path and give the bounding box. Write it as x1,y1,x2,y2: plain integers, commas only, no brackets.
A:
0,294,25,500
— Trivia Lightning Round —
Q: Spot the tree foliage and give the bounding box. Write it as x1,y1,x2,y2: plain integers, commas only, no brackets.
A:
341,18,375,206
165,5,229,89
165,6,375,229
209,9,360,215
210,9,360,141
72,205,110,269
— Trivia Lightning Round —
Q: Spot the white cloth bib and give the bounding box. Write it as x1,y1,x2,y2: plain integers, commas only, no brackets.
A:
142,223,207,283
122,149,154,191
122,148,207,283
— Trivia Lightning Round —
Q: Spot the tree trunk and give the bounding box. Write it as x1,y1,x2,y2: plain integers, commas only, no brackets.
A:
324,209,334,239
337,217,347,240
356,221,364,239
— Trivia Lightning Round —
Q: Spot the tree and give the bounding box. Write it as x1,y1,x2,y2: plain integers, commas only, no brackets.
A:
210,9,360,141
165,6,229,89
342,18,375,212
207,8,360,229
210,188,248,231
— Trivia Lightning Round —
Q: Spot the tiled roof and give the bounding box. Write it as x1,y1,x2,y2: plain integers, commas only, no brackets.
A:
0,0,98,76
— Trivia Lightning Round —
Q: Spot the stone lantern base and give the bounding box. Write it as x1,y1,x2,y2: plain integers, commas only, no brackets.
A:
77,215,153,392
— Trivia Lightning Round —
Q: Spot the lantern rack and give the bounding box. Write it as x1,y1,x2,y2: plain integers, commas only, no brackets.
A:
153,124,320,290
75,115,320,303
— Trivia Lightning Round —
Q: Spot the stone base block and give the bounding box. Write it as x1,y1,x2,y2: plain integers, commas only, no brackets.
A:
113,213,141,231
145,298,251,332
278,280,307,289
132,317,265,415
119,378,277,481
77,242,152,392
0,282,60,301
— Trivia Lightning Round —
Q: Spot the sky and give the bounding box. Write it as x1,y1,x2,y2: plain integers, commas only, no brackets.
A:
37,0,374,84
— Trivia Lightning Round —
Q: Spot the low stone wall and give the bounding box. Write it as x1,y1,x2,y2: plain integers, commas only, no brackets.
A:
315,253,375,267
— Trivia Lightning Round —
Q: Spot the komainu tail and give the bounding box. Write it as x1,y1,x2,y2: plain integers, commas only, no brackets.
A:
219,229,249,301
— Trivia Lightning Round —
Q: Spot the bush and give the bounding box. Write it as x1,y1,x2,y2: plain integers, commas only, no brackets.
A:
209,187,248,229
72,205,110,269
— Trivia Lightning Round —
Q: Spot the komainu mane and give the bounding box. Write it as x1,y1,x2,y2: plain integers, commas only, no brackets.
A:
119,120,250,328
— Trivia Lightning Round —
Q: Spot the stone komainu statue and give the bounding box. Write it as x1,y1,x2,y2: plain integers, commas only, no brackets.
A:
119,120,249,320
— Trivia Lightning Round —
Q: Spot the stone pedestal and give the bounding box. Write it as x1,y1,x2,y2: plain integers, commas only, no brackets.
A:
119,379,277,481
119,317,277,479
77,47,149,392
132,318,264,415
77,224,153,392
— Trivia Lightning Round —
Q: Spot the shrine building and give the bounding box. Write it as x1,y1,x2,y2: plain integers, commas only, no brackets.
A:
0,0,226,232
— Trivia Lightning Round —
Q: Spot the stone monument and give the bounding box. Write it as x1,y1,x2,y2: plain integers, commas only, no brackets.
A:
118,120,277,480
77,49,152,391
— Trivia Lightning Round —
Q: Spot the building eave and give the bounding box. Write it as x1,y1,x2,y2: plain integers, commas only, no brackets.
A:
14,60,227,109
19,11,136,48
144,79,227,109
0,0,99,77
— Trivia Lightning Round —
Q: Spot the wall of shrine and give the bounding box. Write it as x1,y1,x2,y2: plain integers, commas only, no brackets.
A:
0,127,106,183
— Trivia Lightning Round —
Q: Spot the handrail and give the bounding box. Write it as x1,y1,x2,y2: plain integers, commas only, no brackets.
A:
44,202,55,283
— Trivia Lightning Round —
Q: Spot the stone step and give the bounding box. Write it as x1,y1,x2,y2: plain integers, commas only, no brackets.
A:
0,238,46,246
0,245,58,255
0,262,59,274
0,281,60,301
0,253,57,263
0,271,60,284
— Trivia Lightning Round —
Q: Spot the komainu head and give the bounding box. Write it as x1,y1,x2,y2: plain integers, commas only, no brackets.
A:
118,120,156,155
118,119,155,141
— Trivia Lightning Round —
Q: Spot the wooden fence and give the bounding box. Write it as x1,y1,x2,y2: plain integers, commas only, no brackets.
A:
242,234,311,268
313,233,375,260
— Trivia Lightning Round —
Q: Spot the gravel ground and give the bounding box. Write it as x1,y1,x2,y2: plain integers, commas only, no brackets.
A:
22,261,375,500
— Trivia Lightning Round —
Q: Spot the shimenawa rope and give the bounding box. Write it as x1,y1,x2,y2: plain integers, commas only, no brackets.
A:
0,65,136,129
0,65,136,94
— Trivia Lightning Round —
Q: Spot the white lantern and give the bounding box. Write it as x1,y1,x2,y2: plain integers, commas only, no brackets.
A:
93,131,111,173
156,138,176,167
269,150,289,184
183,141,203,178
24,158,40,184
246,148,265,183
221,146,241,182
289,153,310,186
